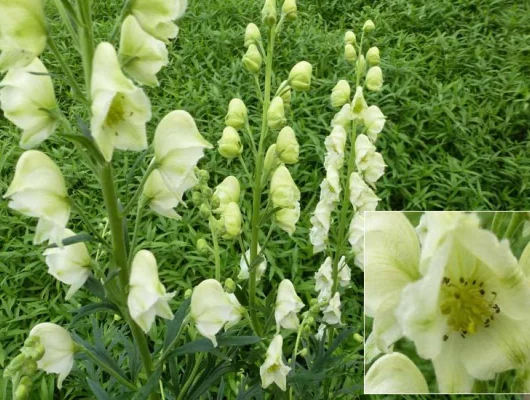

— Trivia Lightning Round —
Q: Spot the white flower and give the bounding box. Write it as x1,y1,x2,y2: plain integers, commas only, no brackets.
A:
275,279,304,331
355,134,385,185
331,103,352,128
350,86,368,121
220,201,242,239
330,80,351,108
0,58,58,149
119,15,169,86
128,250,175,333
260,335,291,391
363,105,385,142
0,0,47,71
142,169,180,219
349,172,380,212
366,66,383,91
338,256,351,287
3,150,70,245
364,353,429,394
315,257,333,295
43,229,91,300
309,197,333,254
190,279,243,347
348,213,365,270
324,125,347,164
270,165,300,209
29,323,75,389
130,0,188,43
238,245,267,280
90,42,151,162
315,323,326,340
275,203,300,236
153,110,212,199
322,292,342,325
214,176,240,213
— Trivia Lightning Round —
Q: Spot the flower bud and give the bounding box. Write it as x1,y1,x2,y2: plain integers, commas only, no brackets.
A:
261,0,277,26
282,0,297,20
224,278,236,293
196,238,211,255
275,280,304,331
344,31,356,45
353,333,364,343
24,336,40,348
330,80,351,108
244,23,261,48
366,66,383,91
218,127,243,159
276,126,299,164
184,288,193,299
198,169,210,184
199,203,211,218
356,54,366,75
267,97,286,130
225,98,248,130
351,86,368,120
299,348,308,357
15,384,29,400
242,44,262,74
289,61,312,91
344,44,357,63
221,202,242,239
7,354,27,373
264,144,280,173
21,359,38,376
363,20,375,32
366,46,380,66
210,195,220,209
192,191,203,206
200,185,212,198
271,165,300,209
214,176,241,212
23,343,45,362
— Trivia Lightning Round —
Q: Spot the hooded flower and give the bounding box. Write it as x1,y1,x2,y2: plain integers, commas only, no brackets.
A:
90,42,151,162
349,212,365,270
322,292,342,325
213,176,240,213
29,323,75,389
128,250,175,333
3,150,70,245
142,169,180,219
238,245,267,280
260,335,291,391
130,0,188,43
276,203,300,236
315,257,333,295
275,279,304,331
338,256,351,287
119,15,169,86
270,165,300,209
349,172,380,212
43,229,91,300
355,134,385,185
0,0,47,71
190,279,243,346
363,105,385,143
0,57,58,149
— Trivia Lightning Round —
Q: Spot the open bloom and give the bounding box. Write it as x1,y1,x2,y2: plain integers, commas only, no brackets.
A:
349,213,365,270
90,42,151,162
4,150,70,245
119,15,169,86
238,245,267,280
260,335,291,391
0,57,58,149
363,105,385,143
365,353,428,394
29,323,75,389
275,279,304,331
190,279,243,346
322,292,342,325
315,257,333,295
128,250,175,333
153,110,212,200
355,134,385,185
43,229,91,300
0,0,47,71
349,172,380,212
130,0,188,43
142,169,180,219
276,204,300,236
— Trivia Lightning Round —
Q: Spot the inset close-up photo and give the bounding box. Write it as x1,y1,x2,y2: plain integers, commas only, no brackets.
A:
364,211,530,394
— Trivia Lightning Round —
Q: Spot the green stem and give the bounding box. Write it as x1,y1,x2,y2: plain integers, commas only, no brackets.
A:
71,200,112,250
355,32,365,87
209,216,222,281
82,348,137,390
128,197,146,265
248,25,276,337
176,353,204,400
156,315,190,367
238,155,252,181
503,212,524,240
288,313,311,400
78,0,94,98
122,161,157,216
109,0,132,41
491,211,503,237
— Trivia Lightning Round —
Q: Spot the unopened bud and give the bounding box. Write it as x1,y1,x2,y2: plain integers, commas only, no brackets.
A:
15,384,29,400
242,44,262,74
345,44,356,63
221,202,242,239
306,316,314,325
344,30,356,45
210,195,220,210
20,359,37,376
196,238,210,255
353,333,364,343
224,278,236,293
184,288,193,299
330,80,351,108
225,98,248,130
261,0,277,27
244,23,261,47
263,144,280,174
356,54,366,75
7,354,27,373
192,191,203,206
288,61,312,91
366,66,383,91
303,324,312,334
276,126,299,164
282,0,297,21
19,376,32,390
366,46,380,66
22,343,45,362
218,127,243,159
198,169,210,184
199,203,211,218
363,20,375,32
200,186,213,198
299,348,308,357
267,97,286,130
271,165,299,209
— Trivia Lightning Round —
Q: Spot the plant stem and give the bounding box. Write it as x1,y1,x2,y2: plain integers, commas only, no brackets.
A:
128,197,146,265
289,313,311,400
71,200,111,250
156,315,190,367
248,24,276,337
82,348,137,390
109,0,132,41
503,212,524,240
78,0,94,98
122,161,157,215
176,353,204,400
209,216,222,281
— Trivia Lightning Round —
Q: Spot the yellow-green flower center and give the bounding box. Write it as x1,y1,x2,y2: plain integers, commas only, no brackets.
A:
105,94,126,129
440,276,499,339
267,363,280,373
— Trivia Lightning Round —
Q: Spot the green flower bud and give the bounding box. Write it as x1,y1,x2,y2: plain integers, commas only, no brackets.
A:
263,144,280,174
271,165,300,209
276,126,299,164
6,354,27,374
288,61,312,91
114,314,122,321
221,202,242,239
353,333,364,343
20,359,37,376
242,44,262,74
198,169,210,184
345,44,356,63
330,80,351,108
200,186,213,198
224,278,236,293
199,203,211,218
19,376,32,388
303,324,312,334
192,191,203,206
24,336,40,348
299,348,308,357
184,288,193,299
22,343,45,362
363,20,375,32
366,66,383,91
15,384,29,400
210,195,220,210
218,127,243,159
366,46,380,66
196,238,211,255
225,98,248,130
344,30,356,45
356,54,366,76
306,316,315,325
244,23,261,48
267,97,286,130
261,0,277,27
282,0,297,21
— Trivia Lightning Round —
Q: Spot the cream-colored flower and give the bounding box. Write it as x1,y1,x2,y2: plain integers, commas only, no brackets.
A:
190,279,244,346
363,105,385,142
366,66,383,91
260,335,291,391
365,353,428,394
322,292,341,325
330,80,351,108
128,250,175,333
276,126,299,164
225,98,248,130
238,245,267,280
349,213,365,269
130,0,188,43
43,229,91,300
349,172,380,212
142,169,180,219
355,134,385,185
0,57,58,149
3,150,70,245
351,86,368,121
331,103,352,128
275,279,304,331
309,195,333,253
289,61,312,91
315,257,333,295
270,165,300,209
242,44,262,74
267,96,286,130
218,126,243,159
213,176,240,213
366,46,380,66
244,23,261,48
119,15,169,86
338,256,351,287
276,204,300,236
220,202,242,239
90,42,151,162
